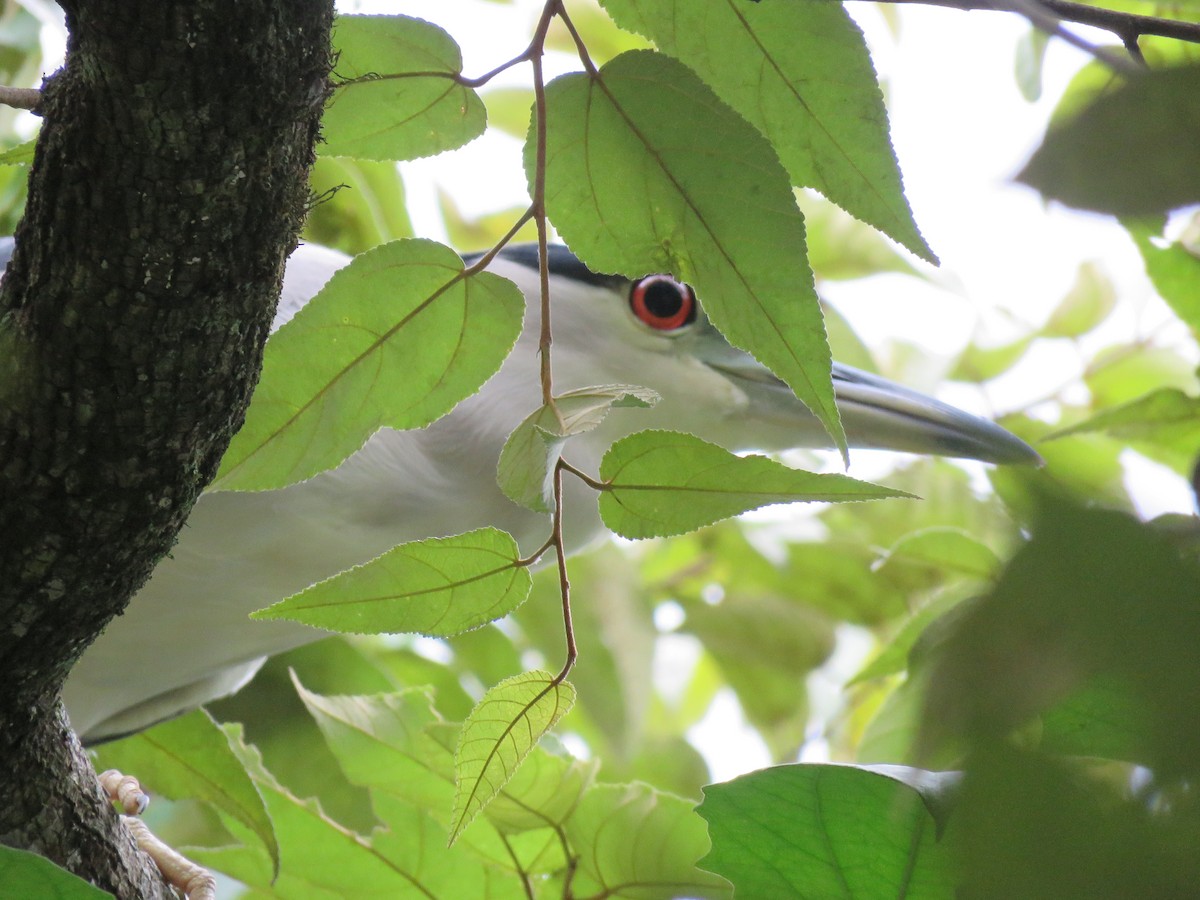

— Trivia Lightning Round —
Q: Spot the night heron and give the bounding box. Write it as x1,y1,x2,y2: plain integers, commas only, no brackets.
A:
41,241,1038,744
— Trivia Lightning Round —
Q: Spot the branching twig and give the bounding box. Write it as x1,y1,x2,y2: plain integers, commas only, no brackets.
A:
868,0,1200,49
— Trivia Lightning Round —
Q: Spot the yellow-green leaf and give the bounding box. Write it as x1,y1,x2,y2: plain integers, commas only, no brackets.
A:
324,15,486,160
600,0,935,262
253,528,531,635
599,430,912,539
450,670,575,844
215,239,523,491
530,49,847,459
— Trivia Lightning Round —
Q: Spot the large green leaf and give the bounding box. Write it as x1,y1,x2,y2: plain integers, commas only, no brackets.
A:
531,49,847,457
566,783,732,899
1047,387,1200,475
92,710,279,875
253,528,531,635
215,239,523,491
598,430,911,539
600,0,934,262
699,764,956,898
450,670,575,843
1126,217,1200,333
1018,65,1200,215
324,15,486,160
0,847,111,899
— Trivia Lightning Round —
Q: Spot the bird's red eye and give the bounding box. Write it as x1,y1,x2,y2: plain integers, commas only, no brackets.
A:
629,275,696,331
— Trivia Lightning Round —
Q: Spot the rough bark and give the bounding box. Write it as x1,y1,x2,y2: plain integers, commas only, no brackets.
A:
0,1,333,894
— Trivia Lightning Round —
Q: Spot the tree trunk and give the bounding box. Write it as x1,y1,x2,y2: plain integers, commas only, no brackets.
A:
0,1,333,894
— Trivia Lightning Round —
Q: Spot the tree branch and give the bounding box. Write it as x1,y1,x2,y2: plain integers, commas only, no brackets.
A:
869,0,1200,47
0,1,332,894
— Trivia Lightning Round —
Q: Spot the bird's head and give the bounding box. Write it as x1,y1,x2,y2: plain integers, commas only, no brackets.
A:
480,244,1040,468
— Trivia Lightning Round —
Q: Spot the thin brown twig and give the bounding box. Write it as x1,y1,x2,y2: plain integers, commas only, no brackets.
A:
867,0,1200,47
550,460,577,684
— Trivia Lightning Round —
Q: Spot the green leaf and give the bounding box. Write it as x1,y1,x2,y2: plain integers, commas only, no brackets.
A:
92,709,279,875
799,193,921,284
1041,262,1116,338
323,15,486,160
253,528,531,635
874,527,1001,581
297,681,456,813
305,157,414,255
203,763,483,897
1046,388,1200,474
950,335,1032,382
600,0,935,262
567,783,732,899
531,49,847,458
1085,343,1195,409
215,239,524,491
0,139,34,165
450,670,575,844
923,501,1200,776
699,764,955,898
598,430,911,539
1015,28,1050,102
1018,65,1200,215
1126,217,1200,332
498,385,658,512
0,846,111,899
483,743,599,835
481,87,535,140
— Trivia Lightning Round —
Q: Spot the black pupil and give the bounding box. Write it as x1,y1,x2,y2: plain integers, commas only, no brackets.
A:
643,279,685,319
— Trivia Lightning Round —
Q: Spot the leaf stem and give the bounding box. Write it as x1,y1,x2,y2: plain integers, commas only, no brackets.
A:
558,458,609,492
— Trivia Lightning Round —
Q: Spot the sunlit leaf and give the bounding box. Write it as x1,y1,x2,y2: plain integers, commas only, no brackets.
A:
1019,65,1200,215
484,743,599,834
296,681,455,813
215,239,523,491
324,15,486,160
1041,261,1117,338
950,335,1032,383
799,193,921,283
0,139,34,165
498,385,658,512
92,709,279,875
532,49,847,457
567,782,732,899
598,430,911,539
253,528,530,635
0,847,110,899
1047,387,1200,474
305,157,414,255
700,764,955,898
600,0,935,261
1085,343,1195,409
481,87,535,140
874,527,1001,581
450,671,575,844
1014,28,1050,102
437,189,538,250
1126,216,1200,332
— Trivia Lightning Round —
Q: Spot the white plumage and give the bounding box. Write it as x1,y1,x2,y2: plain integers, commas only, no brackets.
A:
59,242,1036,742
